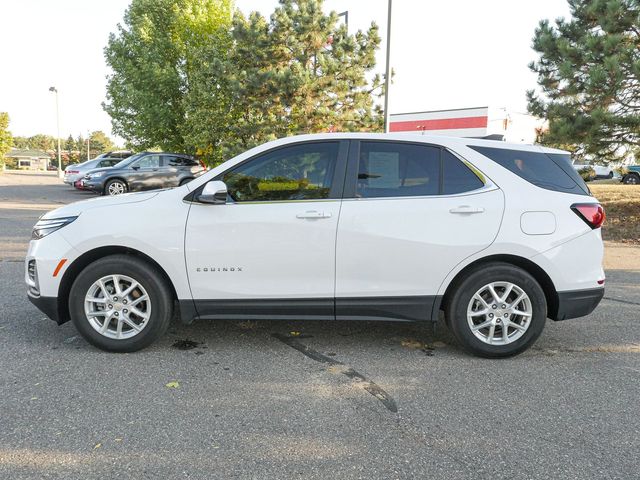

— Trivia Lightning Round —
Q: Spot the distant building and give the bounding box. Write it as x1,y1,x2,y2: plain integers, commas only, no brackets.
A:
5,149,50,170
390,106,547,144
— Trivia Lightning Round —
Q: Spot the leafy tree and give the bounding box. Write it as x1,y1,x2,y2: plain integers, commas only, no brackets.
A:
204,0,384,161
26,134,56,152
527,0,640,163
104,0,233,152
0,112,12,168
89,130,116,153
12,136,29,149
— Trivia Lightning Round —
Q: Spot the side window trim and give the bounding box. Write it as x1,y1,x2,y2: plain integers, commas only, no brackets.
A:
344,140,492,200
206,140,350,203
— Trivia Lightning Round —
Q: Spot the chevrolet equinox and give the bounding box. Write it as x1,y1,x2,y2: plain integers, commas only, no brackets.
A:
26,134,605,357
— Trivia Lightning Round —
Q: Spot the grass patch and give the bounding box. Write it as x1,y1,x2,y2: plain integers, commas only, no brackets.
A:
590,184,640,244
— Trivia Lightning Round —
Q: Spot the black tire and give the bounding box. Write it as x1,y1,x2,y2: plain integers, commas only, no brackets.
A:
104,179,128,196
608,171,614,179
445,263,547,358
68,254,173,352
179,177,193,186
623,173,639,185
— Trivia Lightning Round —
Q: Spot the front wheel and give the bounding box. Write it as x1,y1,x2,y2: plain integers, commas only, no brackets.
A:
104,179,128,196
68,255,173,352
446,263,547,358
623,173,639,185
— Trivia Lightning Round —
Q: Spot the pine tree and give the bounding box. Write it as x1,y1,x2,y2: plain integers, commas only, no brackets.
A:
196,0,384,162
527,0,640,163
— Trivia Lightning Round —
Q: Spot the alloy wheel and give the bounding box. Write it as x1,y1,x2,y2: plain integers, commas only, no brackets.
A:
108,182,126,195
467,282,533,345
84,274,151,340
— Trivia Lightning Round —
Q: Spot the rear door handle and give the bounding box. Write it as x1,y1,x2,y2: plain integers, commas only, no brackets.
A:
296,210,332,219
449,206,485,214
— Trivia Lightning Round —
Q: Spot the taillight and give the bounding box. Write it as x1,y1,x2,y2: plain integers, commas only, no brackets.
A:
571,203,605,229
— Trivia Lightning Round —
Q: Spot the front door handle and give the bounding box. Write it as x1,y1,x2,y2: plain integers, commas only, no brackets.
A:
449,205,485,214
296,210,332,219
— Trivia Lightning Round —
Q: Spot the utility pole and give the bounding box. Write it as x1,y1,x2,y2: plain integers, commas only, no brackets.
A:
49,87,62,176
383,0,393,133
87,130,90,161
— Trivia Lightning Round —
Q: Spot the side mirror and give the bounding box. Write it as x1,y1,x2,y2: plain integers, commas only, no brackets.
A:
198,180,228,205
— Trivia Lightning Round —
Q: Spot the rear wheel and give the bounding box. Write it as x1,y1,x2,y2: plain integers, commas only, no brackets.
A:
446,263,547,358
69,255,173,352
105,179,128,196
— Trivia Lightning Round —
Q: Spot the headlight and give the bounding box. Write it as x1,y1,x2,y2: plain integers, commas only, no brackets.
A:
88,172,105,179
32,216,78,239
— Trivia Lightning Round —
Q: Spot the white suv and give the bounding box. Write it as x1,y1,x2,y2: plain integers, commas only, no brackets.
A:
26,134,605,357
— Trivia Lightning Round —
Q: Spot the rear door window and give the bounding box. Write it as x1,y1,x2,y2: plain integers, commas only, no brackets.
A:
469,146,590,195
356,142,440,198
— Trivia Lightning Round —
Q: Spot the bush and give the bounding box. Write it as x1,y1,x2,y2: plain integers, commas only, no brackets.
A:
578,166,596,182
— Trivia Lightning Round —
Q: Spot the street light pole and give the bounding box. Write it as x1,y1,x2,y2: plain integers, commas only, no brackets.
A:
383,0,393,133
338,11,349,30
49,87,62,177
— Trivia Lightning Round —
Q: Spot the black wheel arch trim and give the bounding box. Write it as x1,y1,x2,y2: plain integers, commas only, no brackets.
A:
439,254,559,320
56,246,179,325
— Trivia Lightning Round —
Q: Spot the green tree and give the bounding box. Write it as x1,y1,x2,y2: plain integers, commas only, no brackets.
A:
201,0,383,162
65,135,75,153
527,0,640,163
12,136,29,149
0,113,12,168
89,130,116,154
27,134,56,152
103,0,233,152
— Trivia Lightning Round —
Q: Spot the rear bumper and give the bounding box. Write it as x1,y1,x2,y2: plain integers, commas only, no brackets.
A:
552,287,604,321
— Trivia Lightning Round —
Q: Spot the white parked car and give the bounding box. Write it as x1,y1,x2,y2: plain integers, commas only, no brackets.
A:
63,157,122,186
572,163,616,180
26,134,605,357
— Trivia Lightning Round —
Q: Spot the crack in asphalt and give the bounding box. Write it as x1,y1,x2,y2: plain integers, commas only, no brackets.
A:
272,333,398,413
603,296,640,306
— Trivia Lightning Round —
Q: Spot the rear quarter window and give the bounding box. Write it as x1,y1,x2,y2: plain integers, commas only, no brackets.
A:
469,146,590,195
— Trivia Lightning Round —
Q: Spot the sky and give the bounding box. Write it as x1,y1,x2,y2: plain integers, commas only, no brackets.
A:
0,0,571,143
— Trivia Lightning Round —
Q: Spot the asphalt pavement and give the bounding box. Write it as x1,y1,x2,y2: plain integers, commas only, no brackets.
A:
1,171,639,479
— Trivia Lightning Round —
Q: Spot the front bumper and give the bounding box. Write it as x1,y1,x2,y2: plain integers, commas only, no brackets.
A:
82,179,104,192
553,287,604,321
28,292,63,324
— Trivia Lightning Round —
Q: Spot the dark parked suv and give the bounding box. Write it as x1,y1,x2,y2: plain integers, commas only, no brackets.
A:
82,152,205,196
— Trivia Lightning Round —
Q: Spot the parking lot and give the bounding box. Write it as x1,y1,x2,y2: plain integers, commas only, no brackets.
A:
1,171,639,479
